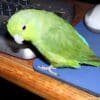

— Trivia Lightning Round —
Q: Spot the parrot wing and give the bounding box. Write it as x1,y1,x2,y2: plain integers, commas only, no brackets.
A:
37,21,95,67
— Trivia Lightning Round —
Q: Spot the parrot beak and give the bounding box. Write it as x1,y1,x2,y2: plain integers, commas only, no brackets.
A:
13,34,24,44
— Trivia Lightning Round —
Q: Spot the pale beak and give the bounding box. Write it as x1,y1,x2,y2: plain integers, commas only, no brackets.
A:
13,34,24,44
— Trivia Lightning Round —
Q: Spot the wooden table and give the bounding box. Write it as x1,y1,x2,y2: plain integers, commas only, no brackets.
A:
0,1,99,100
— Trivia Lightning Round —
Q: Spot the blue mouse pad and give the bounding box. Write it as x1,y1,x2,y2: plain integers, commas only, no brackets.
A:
33,21,100,96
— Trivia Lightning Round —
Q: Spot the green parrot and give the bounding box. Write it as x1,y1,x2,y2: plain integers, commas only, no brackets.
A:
7,9,100,70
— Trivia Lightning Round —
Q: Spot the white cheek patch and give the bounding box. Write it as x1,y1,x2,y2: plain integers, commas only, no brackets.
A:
13,34,24,44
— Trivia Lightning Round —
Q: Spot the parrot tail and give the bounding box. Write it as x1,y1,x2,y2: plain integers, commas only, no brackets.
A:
82,56,100,67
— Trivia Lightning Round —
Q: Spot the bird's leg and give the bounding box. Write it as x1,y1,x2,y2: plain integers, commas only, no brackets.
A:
37,65,58,76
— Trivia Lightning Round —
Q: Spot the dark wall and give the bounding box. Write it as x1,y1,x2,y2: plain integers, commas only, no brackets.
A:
79,0,100,4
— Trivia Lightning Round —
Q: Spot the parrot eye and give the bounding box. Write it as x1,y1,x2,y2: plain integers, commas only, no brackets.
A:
22,25,26,30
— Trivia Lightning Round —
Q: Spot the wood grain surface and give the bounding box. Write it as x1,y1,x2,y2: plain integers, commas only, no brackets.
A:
0,1,99,100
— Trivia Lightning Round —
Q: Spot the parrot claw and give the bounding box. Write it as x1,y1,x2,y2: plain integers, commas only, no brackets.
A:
37,65,58,76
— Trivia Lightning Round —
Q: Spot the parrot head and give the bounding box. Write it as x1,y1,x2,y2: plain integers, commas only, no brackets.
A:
7,9,38,44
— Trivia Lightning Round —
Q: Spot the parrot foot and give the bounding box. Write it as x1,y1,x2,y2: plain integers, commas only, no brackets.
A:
38,65,58,76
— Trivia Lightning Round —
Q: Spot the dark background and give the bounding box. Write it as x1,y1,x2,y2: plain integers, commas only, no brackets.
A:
79,0,100,4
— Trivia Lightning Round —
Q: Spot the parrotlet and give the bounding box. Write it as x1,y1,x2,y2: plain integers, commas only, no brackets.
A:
7,9,100,69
